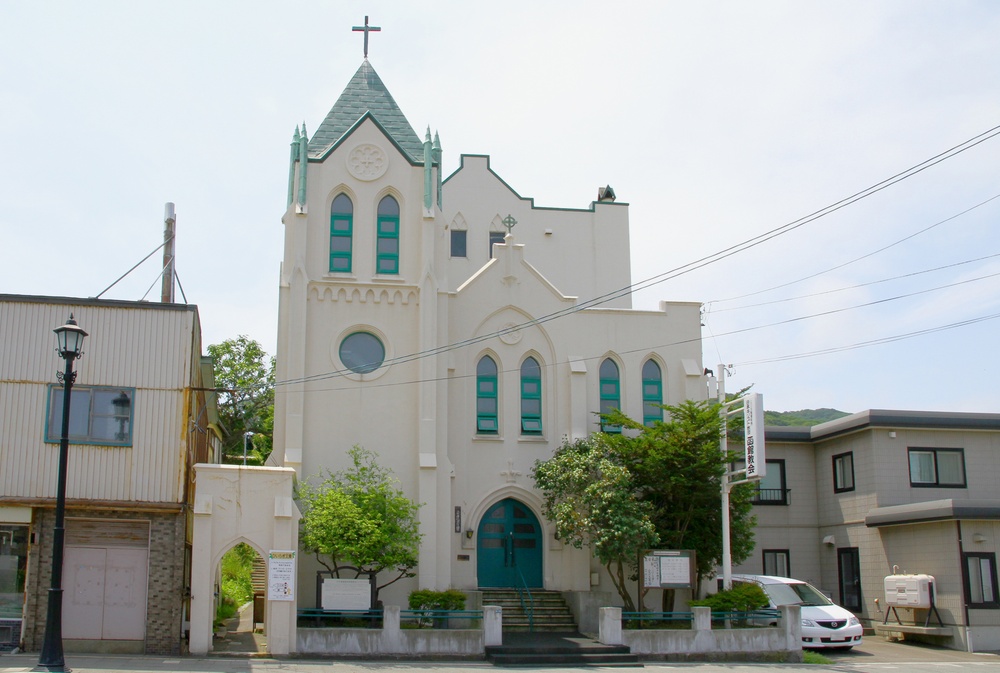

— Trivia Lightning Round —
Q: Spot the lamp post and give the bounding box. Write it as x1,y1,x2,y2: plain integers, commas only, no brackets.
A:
36,315,87,672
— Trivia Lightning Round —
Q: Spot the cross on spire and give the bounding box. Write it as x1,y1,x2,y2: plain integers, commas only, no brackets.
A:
352,15,381,58
502,214,518,234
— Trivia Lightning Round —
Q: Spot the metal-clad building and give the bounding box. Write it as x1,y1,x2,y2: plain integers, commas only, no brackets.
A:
0,294,220,655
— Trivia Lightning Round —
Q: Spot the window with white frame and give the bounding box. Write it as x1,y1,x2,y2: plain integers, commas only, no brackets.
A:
46,386,134,446
908,447,966,487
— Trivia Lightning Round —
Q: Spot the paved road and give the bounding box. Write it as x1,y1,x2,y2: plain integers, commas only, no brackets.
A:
4,638,1000,673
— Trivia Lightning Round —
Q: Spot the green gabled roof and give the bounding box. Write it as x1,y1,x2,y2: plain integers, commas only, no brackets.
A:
308,60,424,163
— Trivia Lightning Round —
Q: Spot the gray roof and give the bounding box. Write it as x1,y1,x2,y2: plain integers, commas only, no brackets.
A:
765,409,1000,443
308,60,424,164
866,499,1000,527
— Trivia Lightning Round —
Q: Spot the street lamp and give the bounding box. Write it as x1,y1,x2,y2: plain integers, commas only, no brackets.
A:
35,315,87,672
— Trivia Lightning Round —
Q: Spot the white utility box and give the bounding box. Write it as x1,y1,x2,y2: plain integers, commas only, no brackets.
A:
883,574,935,608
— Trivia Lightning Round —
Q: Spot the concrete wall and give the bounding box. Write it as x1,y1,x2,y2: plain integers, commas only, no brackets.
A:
297,605,489,656
605,605,803,662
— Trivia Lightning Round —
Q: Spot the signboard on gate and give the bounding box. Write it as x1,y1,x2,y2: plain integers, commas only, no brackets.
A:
267,550,296,601
743,393,765,479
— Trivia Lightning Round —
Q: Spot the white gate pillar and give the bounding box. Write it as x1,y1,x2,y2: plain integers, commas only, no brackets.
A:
190,464,300,656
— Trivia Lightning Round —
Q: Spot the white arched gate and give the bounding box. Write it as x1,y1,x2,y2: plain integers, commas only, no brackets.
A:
189,464,299,655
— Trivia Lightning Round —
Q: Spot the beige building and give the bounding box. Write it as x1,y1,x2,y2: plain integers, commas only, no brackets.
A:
272,58,708,608
735,410,1000,651
0,295,220,654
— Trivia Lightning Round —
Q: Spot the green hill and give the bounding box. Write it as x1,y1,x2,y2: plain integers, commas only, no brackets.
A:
764,408,850,426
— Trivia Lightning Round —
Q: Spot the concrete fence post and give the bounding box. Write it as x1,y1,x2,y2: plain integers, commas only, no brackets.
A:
383,605,401,633
693,606,712,632
781,604,802,652
599,607,622,645
484,605,503,646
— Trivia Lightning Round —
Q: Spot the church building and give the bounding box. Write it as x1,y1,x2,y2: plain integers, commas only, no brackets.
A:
272,46,707,608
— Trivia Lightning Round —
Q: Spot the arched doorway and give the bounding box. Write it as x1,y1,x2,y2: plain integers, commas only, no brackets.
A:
477,498,542,588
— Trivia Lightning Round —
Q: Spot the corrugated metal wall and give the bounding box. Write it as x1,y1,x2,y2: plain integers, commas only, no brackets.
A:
0,297,198,504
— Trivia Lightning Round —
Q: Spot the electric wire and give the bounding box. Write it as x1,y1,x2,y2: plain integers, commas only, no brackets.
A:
706,191,1000,306
275,123,1000,389
709,252,1000,313
280,267,1000,395
733,312,1000,366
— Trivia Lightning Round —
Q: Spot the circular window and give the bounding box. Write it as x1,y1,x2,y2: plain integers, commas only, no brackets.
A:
339,332,385,374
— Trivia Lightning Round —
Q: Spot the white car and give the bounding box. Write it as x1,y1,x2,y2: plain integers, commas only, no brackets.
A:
732,574,864,650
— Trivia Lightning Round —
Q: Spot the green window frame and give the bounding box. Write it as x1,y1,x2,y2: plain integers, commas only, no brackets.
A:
477,356,499,434
376,195,400,274
45,385,134,446
641,359,663,427
520,357,542,435
599,358,621,433
330,193,353,272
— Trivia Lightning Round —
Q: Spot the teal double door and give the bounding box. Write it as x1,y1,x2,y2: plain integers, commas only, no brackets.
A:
477,498,543,588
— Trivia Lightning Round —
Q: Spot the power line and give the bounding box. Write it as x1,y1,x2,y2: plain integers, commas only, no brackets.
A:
706,191,1000,306
733,312,1000,366
709,251,1000,313
275,122,1000,389
277,268,1000,396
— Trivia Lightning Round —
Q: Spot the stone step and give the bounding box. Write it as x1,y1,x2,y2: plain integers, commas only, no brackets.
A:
486,633,641,667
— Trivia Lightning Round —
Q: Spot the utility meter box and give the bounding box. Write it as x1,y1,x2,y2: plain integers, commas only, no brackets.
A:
883,574,935,608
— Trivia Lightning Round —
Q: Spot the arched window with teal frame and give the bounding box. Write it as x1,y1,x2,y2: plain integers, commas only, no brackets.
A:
376,195,400,274
642,359,663,426
477,356,499,434
520,357,542,435
599,358,621,433
330,193,353,272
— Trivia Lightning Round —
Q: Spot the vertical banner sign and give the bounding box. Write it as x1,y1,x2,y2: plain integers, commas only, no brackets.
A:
744,393,766,478
268,550,296,601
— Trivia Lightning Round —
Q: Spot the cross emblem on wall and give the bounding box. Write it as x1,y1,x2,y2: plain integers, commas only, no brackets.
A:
501,214,517,234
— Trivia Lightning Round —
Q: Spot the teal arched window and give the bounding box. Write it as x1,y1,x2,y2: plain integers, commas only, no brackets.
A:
520,357,542,435
330,194,353,272
477,356,498,434
376,195,400,274
642,359,663,426
599,358,621,433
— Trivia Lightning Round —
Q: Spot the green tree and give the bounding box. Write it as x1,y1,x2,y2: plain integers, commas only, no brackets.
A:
603,400,757,610
207,336,275,464
297,446,422,602
532,434,658,612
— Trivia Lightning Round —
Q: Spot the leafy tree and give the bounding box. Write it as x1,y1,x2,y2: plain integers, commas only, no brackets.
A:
297,446,422,602
532,434,658,612
602,400,757,610
207,336,275,464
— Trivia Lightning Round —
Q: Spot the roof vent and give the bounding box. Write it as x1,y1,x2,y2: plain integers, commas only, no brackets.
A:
597,185,616,202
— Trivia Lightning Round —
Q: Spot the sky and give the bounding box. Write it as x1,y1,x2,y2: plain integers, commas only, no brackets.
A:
2,1,999,414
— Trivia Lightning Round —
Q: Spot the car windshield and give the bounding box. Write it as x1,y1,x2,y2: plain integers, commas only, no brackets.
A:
763,581,833,607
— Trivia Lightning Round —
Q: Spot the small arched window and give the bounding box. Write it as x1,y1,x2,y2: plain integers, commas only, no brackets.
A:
376,195,400,274
520,357,542,435
476,356,499,434
642,359,663,427
599,358,621,433
330,194,353,272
